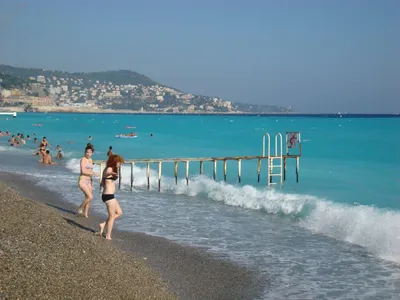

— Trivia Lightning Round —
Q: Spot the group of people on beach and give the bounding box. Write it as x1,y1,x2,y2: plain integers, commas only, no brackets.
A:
2,131,63,164
77,142,123,240
1,130,123,240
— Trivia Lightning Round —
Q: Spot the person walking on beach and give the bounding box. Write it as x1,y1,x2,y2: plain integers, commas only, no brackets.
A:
77,143,98,218
99,154,124,240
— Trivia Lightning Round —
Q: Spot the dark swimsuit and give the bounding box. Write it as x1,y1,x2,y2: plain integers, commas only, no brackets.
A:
102,176,117,202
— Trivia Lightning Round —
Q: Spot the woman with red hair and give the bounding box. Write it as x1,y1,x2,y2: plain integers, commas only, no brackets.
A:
99,154,124,240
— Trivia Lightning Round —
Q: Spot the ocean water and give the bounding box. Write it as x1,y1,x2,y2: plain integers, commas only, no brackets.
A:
1,112,400,299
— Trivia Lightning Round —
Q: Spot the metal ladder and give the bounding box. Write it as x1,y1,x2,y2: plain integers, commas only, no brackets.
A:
262,133,283,185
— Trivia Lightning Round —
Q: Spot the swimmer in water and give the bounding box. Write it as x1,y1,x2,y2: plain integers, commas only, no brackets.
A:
107,146,113,157
42,150,56,165
88,136,92,141
77,144,98,218
98,154,124,240
56,145,63,159
39,137,53,158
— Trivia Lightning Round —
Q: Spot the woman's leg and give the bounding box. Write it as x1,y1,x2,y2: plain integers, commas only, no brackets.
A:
83,182,93,217
99,199,122,237
104,199,117,240
114,199,123,221
78,180,93,217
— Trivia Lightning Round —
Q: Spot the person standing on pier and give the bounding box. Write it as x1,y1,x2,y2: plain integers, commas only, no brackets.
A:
99,154,124,240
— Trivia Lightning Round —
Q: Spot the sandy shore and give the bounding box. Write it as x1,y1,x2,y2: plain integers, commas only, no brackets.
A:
0,182,176,300
0,172,265,300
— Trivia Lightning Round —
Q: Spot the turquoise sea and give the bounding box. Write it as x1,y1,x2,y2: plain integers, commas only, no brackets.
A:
1,112,400,299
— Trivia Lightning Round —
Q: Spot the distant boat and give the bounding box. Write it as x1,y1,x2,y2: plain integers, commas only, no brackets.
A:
126,126,136,129
115,133,137,139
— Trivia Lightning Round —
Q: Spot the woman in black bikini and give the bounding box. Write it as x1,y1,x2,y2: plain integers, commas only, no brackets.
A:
39,137,53,161
99,154,124,240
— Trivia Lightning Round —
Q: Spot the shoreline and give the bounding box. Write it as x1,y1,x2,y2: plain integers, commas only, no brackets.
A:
1,107,399,117
0,171,265,300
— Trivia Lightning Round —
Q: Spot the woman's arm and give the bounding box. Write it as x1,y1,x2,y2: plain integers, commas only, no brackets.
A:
103,167,118,178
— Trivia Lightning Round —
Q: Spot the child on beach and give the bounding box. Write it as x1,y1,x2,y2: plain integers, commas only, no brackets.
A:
98,154,124,240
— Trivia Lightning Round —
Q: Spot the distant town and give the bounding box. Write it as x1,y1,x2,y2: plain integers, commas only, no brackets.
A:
0,65,292,114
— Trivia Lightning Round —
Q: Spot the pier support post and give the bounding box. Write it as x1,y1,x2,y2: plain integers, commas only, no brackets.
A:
238,159,242,183
213,160,217,181
223,160,227,181
146,162,150,190
269,158,273,185
174,161,178,185
158,162,162,192
296,157,299,183
185,161,189,185
199,161,203,175
130,162,134,191
257,158,261,183
283,158,287,181
118,166,122,190
99,163,104,192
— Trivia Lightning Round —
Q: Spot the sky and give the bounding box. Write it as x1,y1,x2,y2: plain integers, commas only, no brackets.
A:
0,0,399,113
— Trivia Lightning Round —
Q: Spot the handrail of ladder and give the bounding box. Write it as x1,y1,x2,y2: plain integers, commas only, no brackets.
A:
275,132,283,157
262,133,271,157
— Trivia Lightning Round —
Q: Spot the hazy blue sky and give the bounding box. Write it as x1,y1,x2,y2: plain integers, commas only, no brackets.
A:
0,0,399,113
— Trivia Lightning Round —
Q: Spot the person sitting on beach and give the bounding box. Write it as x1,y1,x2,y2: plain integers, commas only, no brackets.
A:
107,146,113,157
42,150,55,165
98,154,124,240
77,143,98,218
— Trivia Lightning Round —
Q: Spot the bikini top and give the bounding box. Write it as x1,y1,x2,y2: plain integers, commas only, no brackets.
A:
104,176,117,181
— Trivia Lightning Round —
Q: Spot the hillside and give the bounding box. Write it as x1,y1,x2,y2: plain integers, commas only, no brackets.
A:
0,65,158,87
0,64,292,113
0,73,32,89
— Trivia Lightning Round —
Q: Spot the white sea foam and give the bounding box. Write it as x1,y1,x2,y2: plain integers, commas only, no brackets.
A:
64,158,400,264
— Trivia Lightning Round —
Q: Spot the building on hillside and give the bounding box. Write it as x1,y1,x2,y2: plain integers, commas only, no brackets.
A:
37,76,46,84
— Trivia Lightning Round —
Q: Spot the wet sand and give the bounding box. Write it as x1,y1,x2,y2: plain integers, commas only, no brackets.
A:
0,172,265,300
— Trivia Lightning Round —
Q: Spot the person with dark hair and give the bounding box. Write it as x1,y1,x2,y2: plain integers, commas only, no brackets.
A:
98,154,124,240
39,136,53,159
107,146,113,157
42,150,55,165
77,143,98,217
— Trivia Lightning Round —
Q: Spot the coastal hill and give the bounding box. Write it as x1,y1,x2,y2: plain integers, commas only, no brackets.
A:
0,64,292,114
0,65,158,87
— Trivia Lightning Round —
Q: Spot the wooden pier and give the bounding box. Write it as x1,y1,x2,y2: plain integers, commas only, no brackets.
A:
93,132,302,192
0,112,17,118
